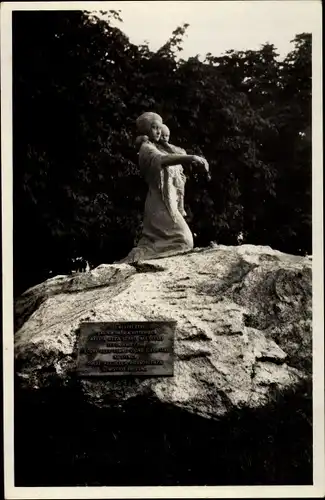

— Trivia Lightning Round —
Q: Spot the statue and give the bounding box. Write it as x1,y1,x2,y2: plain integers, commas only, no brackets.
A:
158,124,187,218
118,112,210,263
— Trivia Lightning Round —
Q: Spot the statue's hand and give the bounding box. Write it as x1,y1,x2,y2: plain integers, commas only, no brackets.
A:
192,155,203,165
193,155,210,173
202,158,210,173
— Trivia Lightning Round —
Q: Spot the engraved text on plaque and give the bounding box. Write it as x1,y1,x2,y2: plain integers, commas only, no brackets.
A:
77,321,175,376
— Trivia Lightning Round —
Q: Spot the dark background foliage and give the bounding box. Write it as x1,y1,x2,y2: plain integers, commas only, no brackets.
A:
13,10,312,295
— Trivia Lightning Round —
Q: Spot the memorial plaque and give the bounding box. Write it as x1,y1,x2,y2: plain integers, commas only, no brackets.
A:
76,321,175,377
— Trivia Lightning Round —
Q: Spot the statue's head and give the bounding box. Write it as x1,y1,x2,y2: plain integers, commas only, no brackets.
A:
160,124,170,145
136,112,163,143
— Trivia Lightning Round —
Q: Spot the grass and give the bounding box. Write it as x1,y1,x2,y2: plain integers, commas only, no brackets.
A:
14,375,312,487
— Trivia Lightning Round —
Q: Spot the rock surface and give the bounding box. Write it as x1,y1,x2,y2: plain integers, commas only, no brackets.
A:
15,244,312,420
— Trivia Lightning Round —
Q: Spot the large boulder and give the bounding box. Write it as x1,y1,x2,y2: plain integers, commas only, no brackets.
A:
15,244,312,420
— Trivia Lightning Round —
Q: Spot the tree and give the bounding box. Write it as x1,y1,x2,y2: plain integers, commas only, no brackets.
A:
13,10,312,295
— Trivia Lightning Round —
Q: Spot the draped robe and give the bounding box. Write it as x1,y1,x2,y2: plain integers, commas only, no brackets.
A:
119,141,193,263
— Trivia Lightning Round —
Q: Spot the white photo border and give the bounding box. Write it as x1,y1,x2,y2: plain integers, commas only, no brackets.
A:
1,1,324,498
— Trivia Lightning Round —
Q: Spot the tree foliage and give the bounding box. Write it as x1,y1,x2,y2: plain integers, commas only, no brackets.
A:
13,11,312,294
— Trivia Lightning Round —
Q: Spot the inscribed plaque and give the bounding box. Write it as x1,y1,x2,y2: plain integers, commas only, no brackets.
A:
76,321,175,376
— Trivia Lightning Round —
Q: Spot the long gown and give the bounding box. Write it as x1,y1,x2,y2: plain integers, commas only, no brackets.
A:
164,143,187,217
119,141,193,263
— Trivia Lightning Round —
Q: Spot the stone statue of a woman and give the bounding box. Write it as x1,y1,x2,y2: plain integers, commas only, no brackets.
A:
119,112,210,263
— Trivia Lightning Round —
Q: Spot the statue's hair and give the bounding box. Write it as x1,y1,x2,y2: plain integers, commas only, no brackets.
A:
136,112,163,135
160,124,170,135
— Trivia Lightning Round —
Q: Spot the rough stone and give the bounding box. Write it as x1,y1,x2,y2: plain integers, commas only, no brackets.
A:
14,244,312,420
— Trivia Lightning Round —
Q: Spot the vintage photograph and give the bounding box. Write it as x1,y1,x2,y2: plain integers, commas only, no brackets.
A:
2,0,323,497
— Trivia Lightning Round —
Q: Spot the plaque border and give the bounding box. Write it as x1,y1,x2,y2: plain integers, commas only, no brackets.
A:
76,320,176,378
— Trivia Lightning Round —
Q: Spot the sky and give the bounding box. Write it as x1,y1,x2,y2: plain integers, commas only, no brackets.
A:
95,0,320,60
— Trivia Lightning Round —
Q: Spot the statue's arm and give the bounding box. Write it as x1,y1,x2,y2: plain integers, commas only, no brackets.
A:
161,154,196,167
140,143,208,175
161,154,209,176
